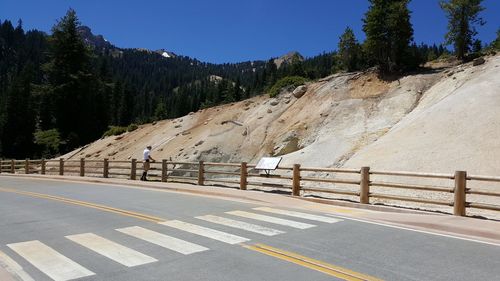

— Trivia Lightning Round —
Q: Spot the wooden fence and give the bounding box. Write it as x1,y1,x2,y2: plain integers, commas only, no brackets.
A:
1,158,500,218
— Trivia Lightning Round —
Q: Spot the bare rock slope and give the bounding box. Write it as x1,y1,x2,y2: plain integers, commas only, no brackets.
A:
344,55,500,175
65,55,500,175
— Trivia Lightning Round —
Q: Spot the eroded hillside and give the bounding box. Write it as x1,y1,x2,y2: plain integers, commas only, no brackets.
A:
65,55,500,175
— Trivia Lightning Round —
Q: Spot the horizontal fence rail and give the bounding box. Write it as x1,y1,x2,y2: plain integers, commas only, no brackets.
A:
1,158,500,218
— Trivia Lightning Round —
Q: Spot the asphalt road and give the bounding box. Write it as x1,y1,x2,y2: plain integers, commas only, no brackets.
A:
0,177,499,281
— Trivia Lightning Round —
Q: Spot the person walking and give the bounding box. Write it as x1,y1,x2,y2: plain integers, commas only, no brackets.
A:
141,145,155,181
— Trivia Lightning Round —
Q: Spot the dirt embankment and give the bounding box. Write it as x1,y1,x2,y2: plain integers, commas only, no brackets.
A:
65,55,500,175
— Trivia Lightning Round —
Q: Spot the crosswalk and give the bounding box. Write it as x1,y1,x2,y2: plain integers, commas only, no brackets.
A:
117,226,209,255
196,214,285,236
226,210,317,229
7,240,95,281
3,207,342,281
66,233,157,267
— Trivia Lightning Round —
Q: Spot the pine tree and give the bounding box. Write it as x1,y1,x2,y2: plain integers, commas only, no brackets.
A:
492,29,500,50
363,0,414,73
440,0,485,60
338,27,361,72
233,78,242,101
153,100,168,121
44,9,108,150
472,39,482,53
1,65,36,158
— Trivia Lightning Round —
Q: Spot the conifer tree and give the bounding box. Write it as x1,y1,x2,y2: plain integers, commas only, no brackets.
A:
45,9,108,149
338,27,361,72
1,65,36,157
440,0,485,60
492,29,500,50
233,78,242,101
363,0,414,73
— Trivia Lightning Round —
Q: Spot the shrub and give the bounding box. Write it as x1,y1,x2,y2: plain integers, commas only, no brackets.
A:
268,76,308,98
34,129,61,157
103,123,140,138
127,123,138,132
102,126,127,137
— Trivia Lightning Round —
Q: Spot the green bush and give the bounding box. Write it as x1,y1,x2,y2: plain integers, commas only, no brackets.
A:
34,129,61,157
103,123,139,137
268,76,308,98
127,123,138,132
102,126,127,137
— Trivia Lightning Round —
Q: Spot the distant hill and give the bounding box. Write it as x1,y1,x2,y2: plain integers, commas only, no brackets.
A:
73,26,337,121
274,51,304,68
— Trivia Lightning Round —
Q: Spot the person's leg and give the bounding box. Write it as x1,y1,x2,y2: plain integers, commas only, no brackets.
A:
143,161,150,180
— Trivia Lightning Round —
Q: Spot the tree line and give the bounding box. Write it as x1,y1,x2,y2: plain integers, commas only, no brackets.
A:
1,0,498,159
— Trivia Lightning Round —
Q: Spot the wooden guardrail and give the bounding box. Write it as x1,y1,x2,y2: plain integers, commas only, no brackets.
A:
1,158,499,218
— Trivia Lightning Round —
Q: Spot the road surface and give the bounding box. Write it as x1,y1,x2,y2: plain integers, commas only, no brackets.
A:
0,176,499,281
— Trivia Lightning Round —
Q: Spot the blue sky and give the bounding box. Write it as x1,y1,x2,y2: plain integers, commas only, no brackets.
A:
1,0,499,63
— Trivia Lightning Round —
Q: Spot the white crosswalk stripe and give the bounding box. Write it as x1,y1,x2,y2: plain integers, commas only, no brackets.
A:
196,215,285,236
7,240,95,281
0,250,35,281
226,211,316,229
66,233,157,267
253,207,343,223
159,220,250,244
116,226,208,255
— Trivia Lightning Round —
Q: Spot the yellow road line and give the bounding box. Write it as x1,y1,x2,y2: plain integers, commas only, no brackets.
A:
243,243,383,281
0,187,165,223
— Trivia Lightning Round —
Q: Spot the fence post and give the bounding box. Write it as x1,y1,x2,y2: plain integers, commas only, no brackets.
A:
41,159,46,175
59,158,64,175
103,159,109,178
80,158,85,177
130,159,137,180
360,167,370,204
240,162,248,190
0,159,2,174
162,159,168,182
11,159,15,173
131,159,137,180
454,171,467,216
292,164,301,196
198,161,204,186
25,159,30,174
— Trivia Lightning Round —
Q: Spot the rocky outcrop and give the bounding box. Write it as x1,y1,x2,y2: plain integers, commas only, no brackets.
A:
273,51,304,68
77,26,114,50
292,85,307,98
473,57,486,66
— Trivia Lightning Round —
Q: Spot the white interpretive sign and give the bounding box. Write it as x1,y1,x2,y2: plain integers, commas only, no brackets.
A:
255,157,282,171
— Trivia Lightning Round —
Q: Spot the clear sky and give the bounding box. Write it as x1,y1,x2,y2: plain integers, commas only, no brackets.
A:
1,0,499,63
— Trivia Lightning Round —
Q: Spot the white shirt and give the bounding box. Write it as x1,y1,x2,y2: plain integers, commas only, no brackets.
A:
143,148,151,160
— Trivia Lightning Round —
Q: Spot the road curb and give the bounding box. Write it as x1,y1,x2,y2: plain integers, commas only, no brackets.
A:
295,196,437,215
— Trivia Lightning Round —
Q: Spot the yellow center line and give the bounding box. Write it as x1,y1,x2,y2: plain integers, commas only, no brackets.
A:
0,187,166,223
243,243,383,281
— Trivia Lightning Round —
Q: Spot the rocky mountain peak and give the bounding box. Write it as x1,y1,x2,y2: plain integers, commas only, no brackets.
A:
274,51,304,68
77,25,114,50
